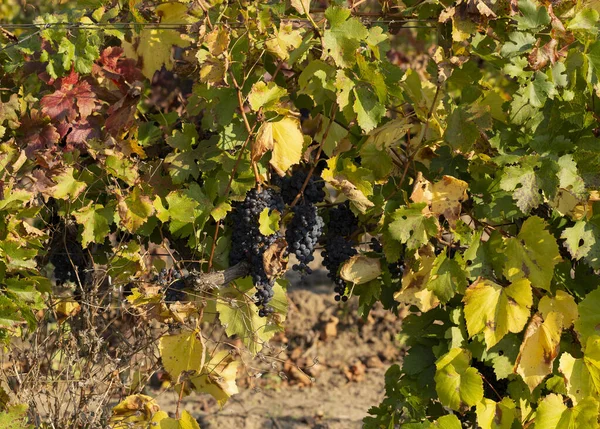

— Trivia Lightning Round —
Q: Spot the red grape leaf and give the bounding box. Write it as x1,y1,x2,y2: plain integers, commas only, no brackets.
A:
41,73,98,122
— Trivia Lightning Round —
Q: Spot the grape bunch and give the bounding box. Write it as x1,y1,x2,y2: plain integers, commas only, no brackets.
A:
155,267,187,302
280,168,325,205
50,240,87,286
321,202,358,301
229,187,285,317
286,203,324,275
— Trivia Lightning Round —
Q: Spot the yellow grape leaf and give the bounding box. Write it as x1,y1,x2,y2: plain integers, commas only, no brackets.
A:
109,394,161,428
503,216,561,291
156,410,200,429
475,397,517,429
204,27,229,56
539,290,578,328
340,255,382,284
189,350,239,407
248,81,287,111
258,207,281,236
128,3,192,78
410,172,433,214
291,0,311,14
514,312,563,392
265,23,302,60
434,348,484,411
197,50,228,86
253,117,304,177
394,250,439,312
117,186,155,233
535,393,599,429
159,331,205,384
559,351,598,405
55,300,81,320
430,176,469,227
463,278,532,349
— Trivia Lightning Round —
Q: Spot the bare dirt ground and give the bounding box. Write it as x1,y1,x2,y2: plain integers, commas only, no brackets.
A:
153,268,405,428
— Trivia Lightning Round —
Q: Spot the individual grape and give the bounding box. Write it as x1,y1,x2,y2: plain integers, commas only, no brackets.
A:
286,203,324,274
229,187,284,316
279,168,325,205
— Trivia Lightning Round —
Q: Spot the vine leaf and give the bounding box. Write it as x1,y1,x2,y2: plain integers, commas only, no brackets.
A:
515,0,551,31
159,331,205,385
561,221,600,269
514,312,562,392
558,335,600,404
434,348,484,411
117,187,155,233
539,290,578,328
427,253,468,303
189,350,240,407
109,394,162,428
291,0,310,14
475,397,516,429
155,410,200,429
340,255,382,285
123,3,192,78
265,23,302,61
353,86,386,133
51,167,87,200
248,82,287,112
253,117,304,177
73,203,114,247
503,216,561,291
534,394,599,429
411,174,469,228
464,278,532,349
40,72,98,122
216,281,286,355
323,7,368,68
258,208,281,236
388,204,439,250
576,286,600,343
394,248,439,312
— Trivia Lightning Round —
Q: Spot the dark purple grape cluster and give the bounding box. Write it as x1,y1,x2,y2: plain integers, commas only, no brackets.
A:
280,169,325,205
369,237,383,253
321,203,359,301
327,202,359,237
154,267,187,302
229,187,285,316
322,236,357,301
286,203,325,275
388,260,405,279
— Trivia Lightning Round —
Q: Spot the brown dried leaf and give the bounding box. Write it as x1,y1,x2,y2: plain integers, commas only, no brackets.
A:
263,237,288,279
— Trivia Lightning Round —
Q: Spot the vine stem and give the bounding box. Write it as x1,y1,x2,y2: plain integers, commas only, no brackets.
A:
289,102,338,209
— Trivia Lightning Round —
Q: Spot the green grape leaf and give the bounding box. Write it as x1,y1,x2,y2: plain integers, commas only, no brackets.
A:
515,0,550,30
434,348,484,411
353,86,386,133
574,287,600,344
561,221,600,269
51,167,87,200
265,23,302,60
323,6,369,68
427,253,468,303
0,404,33,429
464,278,532,349
73,203,114,247
166,123,198,151
388,204,439,250
568,8,599,34
159,331,205,384
475,397,516,429
503,216,561,291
